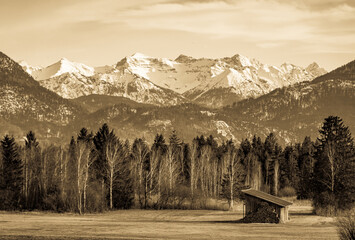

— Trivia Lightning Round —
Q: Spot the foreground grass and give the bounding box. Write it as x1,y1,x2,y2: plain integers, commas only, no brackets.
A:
0,204,337,240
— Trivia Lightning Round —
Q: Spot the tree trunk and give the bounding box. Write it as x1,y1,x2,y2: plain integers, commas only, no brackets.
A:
83,179,87,212
157,168,162,209
24,153,28,208
101,179,105,209
110,171,113,209
273,160,279,196
230,168,234,211
60,148,65,202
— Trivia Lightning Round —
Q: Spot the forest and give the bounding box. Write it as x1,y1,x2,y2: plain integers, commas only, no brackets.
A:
0,115,354,216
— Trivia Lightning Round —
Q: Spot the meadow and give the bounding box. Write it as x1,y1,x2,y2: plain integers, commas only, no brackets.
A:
0,201,338,240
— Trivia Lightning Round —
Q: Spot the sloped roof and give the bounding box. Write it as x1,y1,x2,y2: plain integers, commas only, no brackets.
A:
242,189,293,207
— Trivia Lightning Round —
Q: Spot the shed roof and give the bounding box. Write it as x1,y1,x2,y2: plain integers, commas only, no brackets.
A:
242,189,293,207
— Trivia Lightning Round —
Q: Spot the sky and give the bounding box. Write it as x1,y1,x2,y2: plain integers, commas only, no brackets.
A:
0,0,354,70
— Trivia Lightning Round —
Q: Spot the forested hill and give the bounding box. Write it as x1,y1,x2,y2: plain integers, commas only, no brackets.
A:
0,51,39,87
222,73,355,144
312,59,355,83
0,50,354,146
0,52,84,142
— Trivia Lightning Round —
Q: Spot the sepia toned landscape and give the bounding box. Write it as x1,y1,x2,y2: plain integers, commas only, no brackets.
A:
0,202,339,240
0,0,354,239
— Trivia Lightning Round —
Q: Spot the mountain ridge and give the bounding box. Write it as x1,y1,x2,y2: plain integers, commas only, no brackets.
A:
20,53,327,107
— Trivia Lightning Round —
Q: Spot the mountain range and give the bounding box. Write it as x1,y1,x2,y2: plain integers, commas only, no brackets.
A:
0,50,353,145
20,53,326,107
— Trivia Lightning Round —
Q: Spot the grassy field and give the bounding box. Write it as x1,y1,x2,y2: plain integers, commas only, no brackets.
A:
0,203,338,240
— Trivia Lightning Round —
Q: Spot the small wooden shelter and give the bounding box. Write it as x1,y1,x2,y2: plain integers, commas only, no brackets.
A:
242,189,293,223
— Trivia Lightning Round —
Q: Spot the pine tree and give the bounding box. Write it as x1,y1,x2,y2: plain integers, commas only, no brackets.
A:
113,140,134,209
0,135,22,209
313,116,355,215
24,131,42,209
298,136,315,199
93,123,116,208
263,133,282,195
280,145,300,193
77,128,93,142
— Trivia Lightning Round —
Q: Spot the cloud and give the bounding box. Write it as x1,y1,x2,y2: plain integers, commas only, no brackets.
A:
0,0,353,70
113,0,354,53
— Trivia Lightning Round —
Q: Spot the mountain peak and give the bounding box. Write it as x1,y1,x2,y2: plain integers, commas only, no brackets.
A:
175,54,195,63
307,62,319,68
230,53,252,67
306,62,327,77
18,60,43,75
59,57,70,62
131,52,150,59
32,58,95,81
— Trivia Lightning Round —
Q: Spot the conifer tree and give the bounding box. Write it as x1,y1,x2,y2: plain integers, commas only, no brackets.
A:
113,140,134,209
0,135,22,209
24,131,42,209
313,116,355,215
298,136,315,199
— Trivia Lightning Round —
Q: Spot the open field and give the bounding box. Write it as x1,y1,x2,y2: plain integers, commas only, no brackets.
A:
0,204,338,240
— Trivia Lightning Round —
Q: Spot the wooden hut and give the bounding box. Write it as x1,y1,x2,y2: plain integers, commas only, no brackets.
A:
242,189,293,223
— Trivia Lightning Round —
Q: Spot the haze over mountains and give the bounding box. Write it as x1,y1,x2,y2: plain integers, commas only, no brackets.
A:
20,53,326,107
0,50,353,145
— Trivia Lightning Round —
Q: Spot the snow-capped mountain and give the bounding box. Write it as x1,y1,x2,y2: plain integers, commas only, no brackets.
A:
18,60,42,75
20,56,185,105
20,53,326,107
30,57,95,81
116,53,215,94
3,49,354,144
77,60,354,145
184,54,327,107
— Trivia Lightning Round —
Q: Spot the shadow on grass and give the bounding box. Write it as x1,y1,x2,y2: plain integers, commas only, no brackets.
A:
207,219,245,224
289,212,315,216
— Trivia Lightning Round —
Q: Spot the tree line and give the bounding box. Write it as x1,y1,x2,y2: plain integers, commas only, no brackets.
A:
0,116,354,215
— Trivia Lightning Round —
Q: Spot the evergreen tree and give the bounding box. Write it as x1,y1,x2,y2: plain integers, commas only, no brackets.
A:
313,116,355,215
93,123,116,208
0,135,22,209
298,136,315,199
77,128,93,142
113,140,134,209
24,131,42,209
280,145,300,192
263,133,282,195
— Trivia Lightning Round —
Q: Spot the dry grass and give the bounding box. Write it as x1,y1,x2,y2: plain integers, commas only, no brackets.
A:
0,202,338,240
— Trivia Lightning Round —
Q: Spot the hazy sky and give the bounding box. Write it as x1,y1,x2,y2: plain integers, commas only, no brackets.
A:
0,0,354,70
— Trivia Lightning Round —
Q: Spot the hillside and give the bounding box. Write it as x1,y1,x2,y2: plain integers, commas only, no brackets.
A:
0,52,84,142
2,50,352,145
75,60,354,145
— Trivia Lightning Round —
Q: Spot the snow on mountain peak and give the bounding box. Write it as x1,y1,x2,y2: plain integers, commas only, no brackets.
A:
18,60,42,75
19,52,327,107
131,52,150,59
231,54,253,67
33,58,95,81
